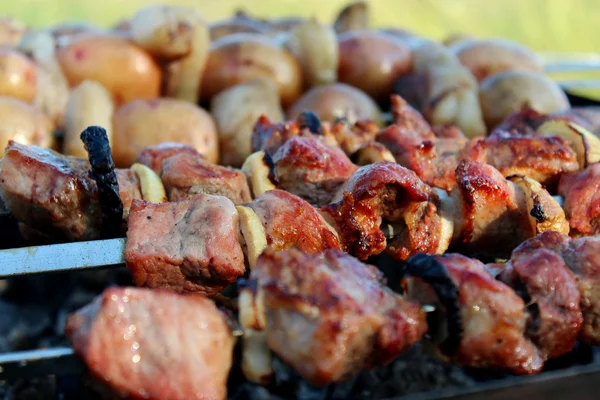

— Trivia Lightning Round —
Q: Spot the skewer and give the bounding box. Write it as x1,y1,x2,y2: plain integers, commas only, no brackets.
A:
0,347,83,381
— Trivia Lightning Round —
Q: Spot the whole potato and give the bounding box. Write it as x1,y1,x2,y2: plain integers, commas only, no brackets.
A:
337,31,412,103
112,98,218,167
56,34,161,106
479,70,570,130
451,38,543,82
269,17,304,33
0,97,53,155
333,1,369,34
211,79,284,167
0,17,27,47
285,18,338,88
287,83,381,124
0,48,37,103
201,33,303,107
209,16,270,41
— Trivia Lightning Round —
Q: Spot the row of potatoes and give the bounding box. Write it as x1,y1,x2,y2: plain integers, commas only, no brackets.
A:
0,2,570,168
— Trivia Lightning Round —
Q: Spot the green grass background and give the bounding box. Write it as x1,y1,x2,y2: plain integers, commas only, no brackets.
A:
4,0,600,97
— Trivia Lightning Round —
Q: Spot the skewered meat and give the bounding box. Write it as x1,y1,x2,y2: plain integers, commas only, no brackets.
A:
404,253,544,375
461,132,578,189
321,162,445,260
558,163,600,236
251,112,337,155
326,119,379,156
160,152,252,204
248,189,341,254
66,287,235,400
124,194,245,296
497,237,583,360
491,108,564,137
135,142,204,175
271,136,357,206
0,141,140,241
240,247,426,386
389,94,432,136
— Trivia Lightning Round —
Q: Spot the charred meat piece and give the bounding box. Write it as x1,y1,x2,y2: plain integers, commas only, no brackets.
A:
251,114,338,155
326,119,380,156
160,152,252,204
451,160,536,257
241,248,426,386
321,162,445,260
125,194,245,296
498,243,582,360
135,142,204,175
271,136,358,206
66,287,235,400
491,109,566,137
461,133,578,189
558,163,600,236
390,94,432,136
248,189,341,254
0,141,140,241
376,124,467,191
404,253,543,375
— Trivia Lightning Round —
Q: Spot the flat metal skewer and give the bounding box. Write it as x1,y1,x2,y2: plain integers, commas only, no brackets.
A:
0,347,83,381
0,238,126,279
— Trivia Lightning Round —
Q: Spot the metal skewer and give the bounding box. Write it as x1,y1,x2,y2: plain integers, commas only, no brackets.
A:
0,347,83,381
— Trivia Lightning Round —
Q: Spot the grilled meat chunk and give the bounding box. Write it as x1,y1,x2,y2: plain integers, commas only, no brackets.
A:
248,189,341,253
66,287,234,400
326,119,380,156
321,162,445,260
376,124,467,192
125,194,245,296
242,248,426,386
135,142,204,175
160,153,251,204
404,253,544,375
390,94,432,136
498,242,582,360
251,114,337,155
272,136,357,206
0,141,140,241
492,109,564,137
558,163,600,236
461,133,578,189
451,160,535,257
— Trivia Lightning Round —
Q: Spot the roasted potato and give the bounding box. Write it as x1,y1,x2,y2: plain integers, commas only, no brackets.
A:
201,33,303,108
0,97,53,155
0,17,27,47
451,38,543,82
269,17,304,33
56,34,161,106
0,48,37,103
479,70,570,130
288,83,381,124
284,18,338,88
333,1,369,33
63,80,114,158
337,30,412,103
130,5,209,103
112,98,218,167
211,79,284,167
209,15,270,41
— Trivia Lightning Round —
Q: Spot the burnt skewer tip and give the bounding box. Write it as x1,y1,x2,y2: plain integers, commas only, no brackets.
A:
80,126,123,239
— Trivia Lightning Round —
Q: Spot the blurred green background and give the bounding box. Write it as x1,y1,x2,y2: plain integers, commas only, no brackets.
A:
4,0,600,97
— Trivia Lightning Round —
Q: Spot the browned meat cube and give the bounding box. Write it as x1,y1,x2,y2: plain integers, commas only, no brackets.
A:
248,189,341,254
66,287,234,400
321,162,443,260
135,142,203,175
404,253,544,375
558,163,600,236
242,248,426,386
160,153,251,204
272,136,357,206
0,141,140,241
125,194,245,296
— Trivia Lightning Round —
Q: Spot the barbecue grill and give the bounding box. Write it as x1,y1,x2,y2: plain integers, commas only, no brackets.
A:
1,56,600,400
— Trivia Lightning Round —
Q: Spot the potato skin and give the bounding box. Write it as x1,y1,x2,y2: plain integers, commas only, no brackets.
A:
0,97,53,156
211,80,284,167
0,48,37,103
201,33,303,108
479,70,570,130
287,82,381,124
337,30,412,103
452,39,543,82
56,35,161,106
112,98,218,167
